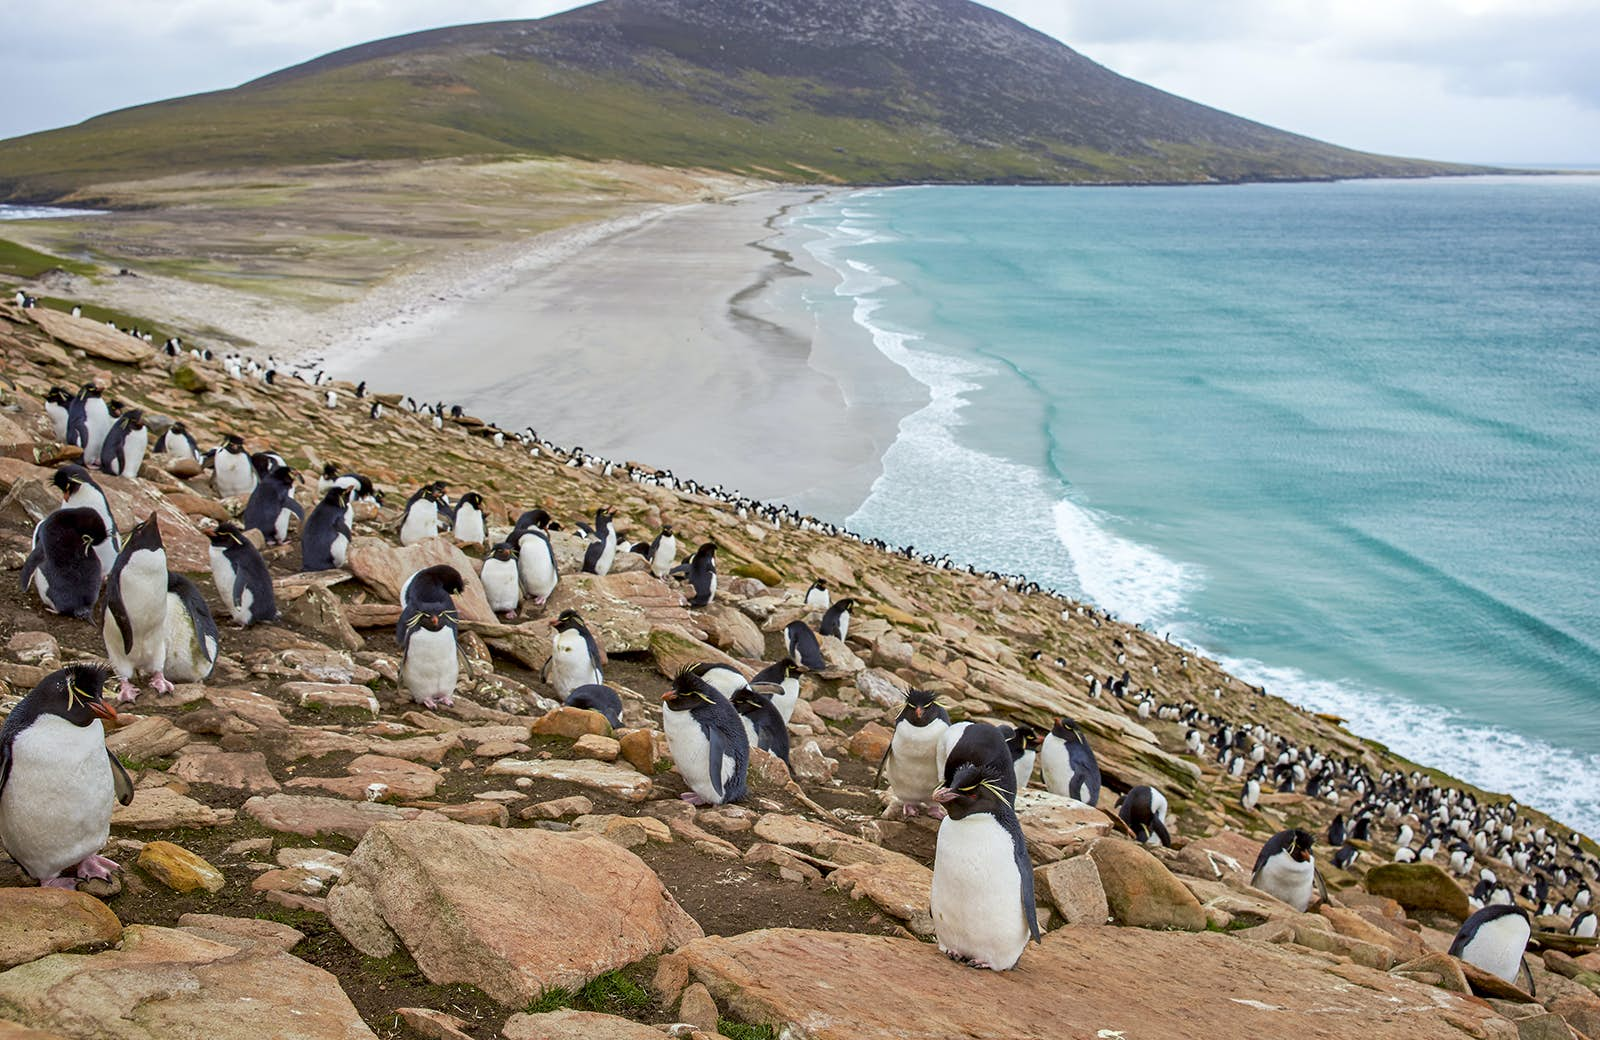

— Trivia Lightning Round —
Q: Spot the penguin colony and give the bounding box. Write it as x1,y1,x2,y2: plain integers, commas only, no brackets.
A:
0,311,1595,993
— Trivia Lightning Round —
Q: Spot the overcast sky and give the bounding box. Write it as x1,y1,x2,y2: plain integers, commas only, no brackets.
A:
3,0,1596,165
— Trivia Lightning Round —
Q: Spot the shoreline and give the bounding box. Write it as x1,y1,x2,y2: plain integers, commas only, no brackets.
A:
320,188,927,522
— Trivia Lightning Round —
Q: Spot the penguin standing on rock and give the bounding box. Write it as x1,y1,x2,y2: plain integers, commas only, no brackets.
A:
53,465,118,577
398,565,464,709
544,610,604,699
819,598,855,641
97,409,148,476
100,514,173,702
208,522,276,626
646,524,676,579
1039,717,1101,806
1449,905,1536,993
511,510,560,607
153,422,199,463
936,723,1018,805
21,508,107,619
399,483,450,545
161,573,219,683
211,435,257,497
44,387,72,442
301,485,353,571
662,667,748,806
241,465,302,545
930,735,1040,971
581,507,618,576
0,664,134,888
732,686,791,767
877,689,951,817
784,620,825,671
673,542,717,606
804,579,830,610
69,385,113,464
452,491,488,546
563,684,624,729
1003,723,1042,792
480,542,521,619
1118,785,1172,846
1251,829,1319,912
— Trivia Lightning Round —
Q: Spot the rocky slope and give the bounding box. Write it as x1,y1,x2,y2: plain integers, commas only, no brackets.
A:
0,302,1597,1040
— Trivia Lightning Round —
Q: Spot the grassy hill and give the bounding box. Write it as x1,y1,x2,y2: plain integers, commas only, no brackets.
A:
0,0,1483,201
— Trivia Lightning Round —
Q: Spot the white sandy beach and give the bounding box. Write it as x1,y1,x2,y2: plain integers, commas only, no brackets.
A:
320,190,926,521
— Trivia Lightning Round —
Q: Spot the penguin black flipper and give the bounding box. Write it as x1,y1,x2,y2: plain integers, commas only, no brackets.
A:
288,499,305,520
1007,805,1042,942
1519,958,1537,997
582,540,603,574
107,751,135,806
1313,867,1330,907
19,543,40,592
705,726,731,801
874,743,893,787
0,740,10,798
1150,816,1173,848
105,571,135,658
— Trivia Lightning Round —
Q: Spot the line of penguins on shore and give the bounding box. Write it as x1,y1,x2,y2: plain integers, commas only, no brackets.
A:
7,357,1590,982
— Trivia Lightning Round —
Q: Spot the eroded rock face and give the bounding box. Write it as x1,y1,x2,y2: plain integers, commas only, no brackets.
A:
655,927,1511,1040
1086,838,1207,932
327,820,702,1006
0,924,376,1039
1365,863,1472,921
0,889,122,970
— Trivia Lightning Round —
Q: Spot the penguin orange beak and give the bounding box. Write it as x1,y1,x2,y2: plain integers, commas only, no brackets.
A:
914,707,924,720
932,787,958,804
89,701,118,724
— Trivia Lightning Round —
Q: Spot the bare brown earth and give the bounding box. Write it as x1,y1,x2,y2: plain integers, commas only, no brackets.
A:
0,306,1598,1040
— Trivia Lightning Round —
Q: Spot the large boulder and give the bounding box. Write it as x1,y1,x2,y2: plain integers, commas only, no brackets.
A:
346,536,495,622
0,889,121,969
654,927,1510,1040
1085,838,1207,931
1364,862,1471,921
26,308,155,364
542,572,707,651
327,821,701,1006
0,924,375,1039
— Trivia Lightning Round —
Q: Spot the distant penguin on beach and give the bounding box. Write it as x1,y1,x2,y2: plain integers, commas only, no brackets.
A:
510,510,559,606
820,597,854,641
1118,786,1171,847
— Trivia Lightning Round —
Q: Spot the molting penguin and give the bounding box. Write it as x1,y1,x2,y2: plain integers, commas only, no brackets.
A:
661,667,749,806
301,485,353,571
1251,828,1319,912
452,491,488,545
97,408,148,476
544,610,604,699
399,483,449,545
21,508,107,619
480,541,521,619
162,573,219,683
241,465,302,545
53,465,118,577
930,737,1040,971
819,597,855,641
1118,785,1172,846
211,434,257,497
877,689,952,818
100,514,172,702
1038,717,1101,806
732,685,790,768
1449,905,1535,993
581,507,618,576
510,510,559,606
397,565,464,709
783,620,825,671
0,664,133,888
646,524,677,579
748,660,802,723
563,684,624,729
673,541,717,606
804,578,830,610
1003,722,1042,792
208,522,276,626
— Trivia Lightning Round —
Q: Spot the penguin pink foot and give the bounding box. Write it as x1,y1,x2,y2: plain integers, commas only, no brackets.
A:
74,854,119,880
680,792,709,805
41,876,80,890
117,678,139,703
925,803,948,821
150,672,175,695
503,611,518,620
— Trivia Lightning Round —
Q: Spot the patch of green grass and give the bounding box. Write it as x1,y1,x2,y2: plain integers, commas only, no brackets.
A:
576,971,651,1016
0,239,95,279
718,1021,779,1040
525,985,576,1014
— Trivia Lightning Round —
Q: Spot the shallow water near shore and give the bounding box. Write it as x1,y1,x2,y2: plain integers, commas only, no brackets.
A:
785,176,1600,834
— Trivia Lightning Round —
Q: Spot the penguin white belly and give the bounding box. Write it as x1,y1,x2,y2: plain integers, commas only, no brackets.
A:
47,405,68,442
1254,855,1315,911
119,429,148,476
481,559,520,613
1038,736,1073,796
650,538,676,578
769,683,799,725
886,720,948,808
932,813,1030,971
330,531,349,568
0,717,113,881
1013,749,1036,792
214,456,255,497
549,639,601,698
594,535,617,576
84,410,111,463
1460,914,1530,983
107,553,168,675
403,627,459,704
400,502,439,545
161,593,215,683
739,715,760,751
662,707,725,804
273,507,293,544
518,536,559,599
454,509,485,544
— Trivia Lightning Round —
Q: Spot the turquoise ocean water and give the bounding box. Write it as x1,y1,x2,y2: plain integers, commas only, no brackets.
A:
784,176,1600,834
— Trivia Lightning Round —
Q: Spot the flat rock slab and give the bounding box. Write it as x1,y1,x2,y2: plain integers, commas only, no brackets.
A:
112,786,236,830
327,821,701,1006
657,927,1508,1040
0,889,122,970
542,572,707,652
346,536,494,622
483,758,652,802
27,308,155,364
242,793,447,840
501,1009,668,1040
0,924,375,1039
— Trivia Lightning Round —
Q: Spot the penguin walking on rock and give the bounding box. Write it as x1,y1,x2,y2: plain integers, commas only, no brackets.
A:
53,465,118,578
581,507,618,575
0,664,134,888
661,667,748,806
211,435,257,497
398,565,464,709
1118,785,1172,847
732,686,791,768
646,524,676,579
242,465,302,545
804,579,830,610
480,541,521,619
1251,829,1320,912
673,542,717,606
544,610,603,699
208,522,276,626
511,510,559,606
301,485,353,571
21,508,107,619
819,598,855,641
748,660,802,723
100,514,173,702
452,491,488,546
784,620,825,671
1039,717,1101,806
563,684,624,729
930,733,1040,971
877,689,951,817
162,573,219,684
1449,905,1535,993
97,409,148,476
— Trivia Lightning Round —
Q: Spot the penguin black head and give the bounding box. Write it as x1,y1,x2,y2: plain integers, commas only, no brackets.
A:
123,513,164,552
1050,716,1085,743
321,462,340,480
663,667,721,711
901,689,943,725
694,542,717,560
53,506,109,550
810,578,828,591
833,597,856,613
490,541,518,562
731,685,772,715
24,664,117,729
79,383,103,399
123,409,145,430
265,464,295,487
417,611,451,632
660,523,674,536
460,491,485,510
413,564,465,596
223,434,246,453
46,385,73,406
324,484,353,509
209,521,249,547
1007,722,1044,753
1286,828,1315,863
933,758,1013,821
52,463,93,497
